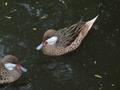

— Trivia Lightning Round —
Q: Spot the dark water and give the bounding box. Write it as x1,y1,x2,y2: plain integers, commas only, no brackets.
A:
0,0,120,90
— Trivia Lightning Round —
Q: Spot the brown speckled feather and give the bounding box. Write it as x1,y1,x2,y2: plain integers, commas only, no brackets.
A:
0,55,26,84
38,16,98,56
56,21,85,47
0,62,21,84
0,62,13,84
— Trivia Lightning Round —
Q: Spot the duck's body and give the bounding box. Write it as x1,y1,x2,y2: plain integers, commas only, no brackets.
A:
36,16,98,56
0,55,27,84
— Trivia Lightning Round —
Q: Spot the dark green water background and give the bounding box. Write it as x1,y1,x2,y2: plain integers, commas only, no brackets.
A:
0,0,120,90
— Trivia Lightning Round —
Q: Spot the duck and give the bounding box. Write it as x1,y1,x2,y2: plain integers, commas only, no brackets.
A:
0,55,27,84
36,15,98,56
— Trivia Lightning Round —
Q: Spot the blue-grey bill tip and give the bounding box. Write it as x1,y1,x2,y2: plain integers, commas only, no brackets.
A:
20,66,27,72
36,43,43,50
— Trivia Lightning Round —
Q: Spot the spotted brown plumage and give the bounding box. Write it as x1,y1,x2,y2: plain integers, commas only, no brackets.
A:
0,55,27,84
36,16,98,56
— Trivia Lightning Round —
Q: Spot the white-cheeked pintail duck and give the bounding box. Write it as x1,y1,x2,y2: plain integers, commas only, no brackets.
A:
36,16,98,56
0,55,27,84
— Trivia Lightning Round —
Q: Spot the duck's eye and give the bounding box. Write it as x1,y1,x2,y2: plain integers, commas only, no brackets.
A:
43,36,51,42
46,36,51,39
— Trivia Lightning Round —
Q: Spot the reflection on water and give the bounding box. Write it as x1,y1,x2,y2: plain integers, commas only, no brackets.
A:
42,61,73,81
0,0,120,90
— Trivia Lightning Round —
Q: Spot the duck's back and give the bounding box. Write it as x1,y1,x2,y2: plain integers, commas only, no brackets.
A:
56,21,85,47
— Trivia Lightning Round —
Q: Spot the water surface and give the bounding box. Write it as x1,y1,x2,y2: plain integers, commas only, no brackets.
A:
0,0,119,90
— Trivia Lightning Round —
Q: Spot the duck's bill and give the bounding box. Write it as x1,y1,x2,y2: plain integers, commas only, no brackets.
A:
36,43,43,50
20,66,27,72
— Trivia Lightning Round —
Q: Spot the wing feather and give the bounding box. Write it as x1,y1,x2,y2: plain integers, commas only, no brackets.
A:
56,21,85,47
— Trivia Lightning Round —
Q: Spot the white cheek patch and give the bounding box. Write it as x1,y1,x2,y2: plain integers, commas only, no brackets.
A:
46,36,58,45
4,63,16,71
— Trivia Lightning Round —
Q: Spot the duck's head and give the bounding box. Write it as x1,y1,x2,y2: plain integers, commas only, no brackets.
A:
36,29,58,50
3,55,27,72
